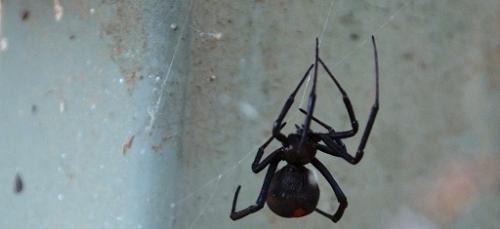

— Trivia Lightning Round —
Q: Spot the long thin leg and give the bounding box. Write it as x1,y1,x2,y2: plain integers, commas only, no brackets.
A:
299,38,319,146
299,108,332,130
316,143,343,158
299,108,355,139
252,122,286,173
297,39,362,138
298,53,360,138
311,158,347,222
335,35,379,164
318,131,366,164
273,64,314,142
317,57,359,138
230,161,279,220
252,148,282,173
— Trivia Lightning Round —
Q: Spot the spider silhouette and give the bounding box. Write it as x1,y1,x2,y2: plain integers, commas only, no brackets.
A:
230,36,379,222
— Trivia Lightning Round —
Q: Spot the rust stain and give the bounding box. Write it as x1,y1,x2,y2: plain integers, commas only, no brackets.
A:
122,135,135,155
104,1,145,93
124,71,137,91
152,144,162,153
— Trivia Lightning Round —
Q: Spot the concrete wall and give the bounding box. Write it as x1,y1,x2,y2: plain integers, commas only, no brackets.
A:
0,0,498,228
0,0,188,228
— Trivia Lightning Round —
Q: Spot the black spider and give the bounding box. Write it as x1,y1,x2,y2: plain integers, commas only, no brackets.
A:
230,36,379,222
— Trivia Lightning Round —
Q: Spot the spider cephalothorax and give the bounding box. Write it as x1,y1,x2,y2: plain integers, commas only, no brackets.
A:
230,36,380,223
282,133,318,165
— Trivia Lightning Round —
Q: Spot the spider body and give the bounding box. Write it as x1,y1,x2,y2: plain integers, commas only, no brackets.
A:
283,133,318,165
267,164,319,218
230,36,380,223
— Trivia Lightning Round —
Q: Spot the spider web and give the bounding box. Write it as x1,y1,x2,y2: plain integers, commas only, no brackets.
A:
151,1,414,228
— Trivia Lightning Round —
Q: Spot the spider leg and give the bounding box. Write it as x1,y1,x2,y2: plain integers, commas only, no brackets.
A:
298,53,359,138
299,108,355,139
305,120,347,159
299,38,320,146
316,143,343,158
252,148,283,173
230,160,279,220
315,57,359,138
311,158,347,222
299,109,355,148
273,64,314,142
252,123,286,173
300,36,379,139
299,108,332,130
308,36,379,164
333,36,379,164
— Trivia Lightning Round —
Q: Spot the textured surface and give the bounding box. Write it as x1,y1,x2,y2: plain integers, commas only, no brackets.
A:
0,0,188,228
179,1,500,228
0,0,499,228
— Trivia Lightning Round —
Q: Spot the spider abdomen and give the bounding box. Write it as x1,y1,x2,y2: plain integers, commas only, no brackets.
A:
266,164,319,218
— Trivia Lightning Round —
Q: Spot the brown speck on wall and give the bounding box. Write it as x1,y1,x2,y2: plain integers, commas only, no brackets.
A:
152,144,162,152
21,10,30,21
122,135,135,155
402,52,415,61
349,33,359,41
14,174,23,194
31,104,37,114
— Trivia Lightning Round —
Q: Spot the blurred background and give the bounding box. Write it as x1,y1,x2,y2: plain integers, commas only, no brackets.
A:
0,0,499,228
